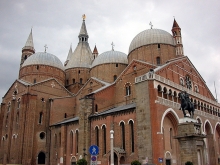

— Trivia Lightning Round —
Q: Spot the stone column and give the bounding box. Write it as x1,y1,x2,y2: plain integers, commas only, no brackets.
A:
110,130,114,165
174,118,206,165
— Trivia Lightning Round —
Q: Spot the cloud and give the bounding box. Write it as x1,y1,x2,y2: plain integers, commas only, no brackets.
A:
0,0,220,101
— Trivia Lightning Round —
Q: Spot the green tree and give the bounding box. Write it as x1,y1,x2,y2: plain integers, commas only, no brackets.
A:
131,160,141,165
77,158,87,165
185,161,193,165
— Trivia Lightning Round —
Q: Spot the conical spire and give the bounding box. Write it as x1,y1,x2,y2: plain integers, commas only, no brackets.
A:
67,44,73,60
93,45,98,54
172,19,180,29
79,14,88,37
64,44,72,66
23,29,34,49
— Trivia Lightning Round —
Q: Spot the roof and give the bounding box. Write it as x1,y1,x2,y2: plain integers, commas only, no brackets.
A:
65,42,93,69
89,103,136,117
22,52,64,70
129,29,175,53
172,19,180,28
92,50,128,68
51,117,79,126
22,29,35,51
79,20,88,37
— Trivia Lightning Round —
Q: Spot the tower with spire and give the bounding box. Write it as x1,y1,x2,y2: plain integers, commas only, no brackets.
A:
20,29,35,67
172,19,184,56
64,15,93,94
92,45,98,59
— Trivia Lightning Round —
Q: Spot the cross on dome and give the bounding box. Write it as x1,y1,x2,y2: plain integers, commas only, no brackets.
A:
111,42,115,51
44,44,48,53
149,22,153,29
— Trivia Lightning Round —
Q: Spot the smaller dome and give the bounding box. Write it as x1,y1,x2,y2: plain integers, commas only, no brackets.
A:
22,52,64,70
129,29,175,53
92,50,128,67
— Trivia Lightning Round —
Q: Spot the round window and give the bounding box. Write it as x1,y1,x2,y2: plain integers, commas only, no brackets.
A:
39,132,46,139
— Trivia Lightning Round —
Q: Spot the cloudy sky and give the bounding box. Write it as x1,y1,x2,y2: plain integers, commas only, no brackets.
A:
0,0,220,101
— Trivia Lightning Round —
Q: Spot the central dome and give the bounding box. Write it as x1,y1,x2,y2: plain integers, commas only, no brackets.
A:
22,52,64,70
92,50,128,67
129,29,175,53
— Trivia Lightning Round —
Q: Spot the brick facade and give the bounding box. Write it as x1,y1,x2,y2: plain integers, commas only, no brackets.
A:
0,18,220,165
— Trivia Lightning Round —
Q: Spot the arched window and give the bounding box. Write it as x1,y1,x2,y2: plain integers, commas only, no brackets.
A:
95,104,98,112
73,79,75,84
59,132,61,147
66,79,69,85
170,128,173,149
7,103,11,113
64,113,67,118
125,83,131,96
157,85,162,97
113,75,117,81
54,134,57,148
5,114,8,127
156,57,161,65
120,122,125,149
39,112,43,124
38,152,46,164
102,125,106,154
34,79,36,84
185,75,192,89
70,131,74,154
16,112,19,124
95,127,99,147
129,120,134,152
17,98,21,109
76,130,79,154
80,78,83,84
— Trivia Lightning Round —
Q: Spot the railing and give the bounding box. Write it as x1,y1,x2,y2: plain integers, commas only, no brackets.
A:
156,96,220,120
135,73,220,107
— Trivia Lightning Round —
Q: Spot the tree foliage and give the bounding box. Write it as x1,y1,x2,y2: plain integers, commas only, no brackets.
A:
77,158,87,165
131,160,141,165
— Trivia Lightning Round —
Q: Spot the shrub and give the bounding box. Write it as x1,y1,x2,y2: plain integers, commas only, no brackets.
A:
185,161,193,165
131,160,141,165
77,158,87,165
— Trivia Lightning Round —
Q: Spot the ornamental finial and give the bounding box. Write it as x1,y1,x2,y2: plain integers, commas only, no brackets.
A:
82,14,86,21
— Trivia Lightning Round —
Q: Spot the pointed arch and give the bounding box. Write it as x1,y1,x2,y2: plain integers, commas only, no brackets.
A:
204,120,213,134
159,108,180,134
37,151,46,164
196,116,204,134
214,122,220,141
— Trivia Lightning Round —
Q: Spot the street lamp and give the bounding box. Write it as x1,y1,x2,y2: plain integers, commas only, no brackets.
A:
110,130,114,165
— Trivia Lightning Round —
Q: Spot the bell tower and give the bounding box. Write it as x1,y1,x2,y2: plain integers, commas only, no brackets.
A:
172,19,184,56
20,29,35,67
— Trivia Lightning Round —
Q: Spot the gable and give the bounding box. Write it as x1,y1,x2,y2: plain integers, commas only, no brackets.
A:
31,78,73,98
155,57,215,100
76,77,111,98
2,79,30,101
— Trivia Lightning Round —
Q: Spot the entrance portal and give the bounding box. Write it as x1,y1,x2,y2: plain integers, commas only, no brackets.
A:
38,152,46,164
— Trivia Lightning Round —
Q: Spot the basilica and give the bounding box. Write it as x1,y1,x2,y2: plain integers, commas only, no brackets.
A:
0,16,220,165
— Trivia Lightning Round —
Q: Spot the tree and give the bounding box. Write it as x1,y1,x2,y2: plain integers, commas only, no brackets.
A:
77,158,87,165
131,160,141,165
185,161,193,165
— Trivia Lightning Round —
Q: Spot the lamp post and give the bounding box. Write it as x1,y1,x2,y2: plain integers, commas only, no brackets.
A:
110,130,114,165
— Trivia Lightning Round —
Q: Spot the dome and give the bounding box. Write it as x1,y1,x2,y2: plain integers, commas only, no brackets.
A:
22,52,64,70
92,50,128,67
129,29,175,53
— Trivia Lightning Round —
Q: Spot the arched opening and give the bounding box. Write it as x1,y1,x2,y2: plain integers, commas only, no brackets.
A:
102,125,106,154
163,87,168,99
114,75,117,81
156,56,161,65
157,85,162,97
120,122,125,150
125,84,131,96
70,131,74,154
129,120,134,153
95,126,99,147
39,112,43,124
114,152,118,165
38,152,46,164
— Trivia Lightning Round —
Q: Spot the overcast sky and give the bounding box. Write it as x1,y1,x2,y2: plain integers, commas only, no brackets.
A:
0,0,220,102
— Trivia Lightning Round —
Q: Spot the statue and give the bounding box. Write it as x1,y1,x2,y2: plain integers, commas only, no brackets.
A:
179,91,195,118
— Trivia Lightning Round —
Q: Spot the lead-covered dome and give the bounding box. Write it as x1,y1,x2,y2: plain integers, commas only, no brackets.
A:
92,50,128,67
129,29,175,53
22,52,64,70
